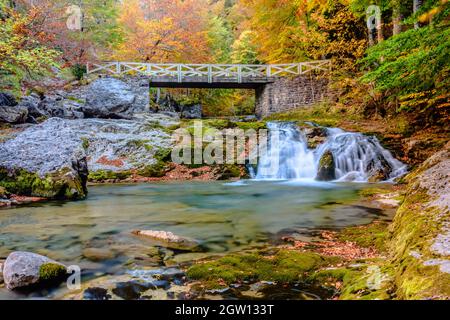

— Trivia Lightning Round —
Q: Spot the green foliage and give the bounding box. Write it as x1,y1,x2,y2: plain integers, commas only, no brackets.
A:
70,63,87,80
231,30,260,64
208,15,234,63
360,24,450,121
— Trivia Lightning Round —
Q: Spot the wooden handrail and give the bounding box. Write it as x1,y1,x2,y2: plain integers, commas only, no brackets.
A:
86,60,331,81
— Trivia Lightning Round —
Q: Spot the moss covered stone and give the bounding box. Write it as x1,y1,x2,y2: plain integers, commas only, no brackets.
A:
187,250,338,289
217,164,245,180
337,221,389,252
0,167,86,200
316,151,335,181
39,262,67,281
88,170,132,182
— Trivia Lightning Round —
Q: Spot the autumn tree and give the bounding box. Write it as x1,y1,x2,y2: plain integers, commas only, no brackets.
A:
0,0,60,93
115,0,209,63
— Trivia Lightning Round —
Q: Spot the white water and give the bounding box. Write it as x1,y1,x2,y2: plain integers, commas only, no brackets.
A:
253,122,407,182
255,122,316,179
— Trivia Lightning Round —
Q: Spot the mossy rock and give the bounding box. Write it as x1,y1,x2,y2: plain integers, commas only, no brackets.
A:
88,170,132,182
137,162,167,178
234,121,267,131
0,167,86,200
187,249,338,289
309,264,393,300
39,262,67,282
316,151,336,181
337,221,389,252
216,164,245,180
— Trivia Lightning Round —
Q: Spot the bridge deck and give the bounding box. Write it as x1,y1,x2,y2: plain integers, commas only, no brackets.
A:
149,76,275,89
86,61,331,88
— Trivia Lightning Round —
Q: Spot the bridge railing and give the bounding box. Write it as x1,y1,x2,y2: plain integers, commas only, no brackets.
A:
86,60,331,83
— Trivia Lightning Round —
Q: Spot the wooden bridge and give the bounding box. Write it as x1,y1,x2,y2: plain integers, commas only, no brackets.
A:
86,60,331,89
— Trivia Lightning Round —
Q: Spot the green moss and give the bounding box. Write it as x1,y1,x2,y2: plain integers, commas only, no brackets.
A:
265,106,340,128
81,137,89,150
217,164,244,180
337,221,389,252
137,162,167,178
187,249,338,289
387,185,450,299
0,167,85,199
358,187,393,197
39,263,66,281
87,170,132,182
66,96,84,104
234,121,267,131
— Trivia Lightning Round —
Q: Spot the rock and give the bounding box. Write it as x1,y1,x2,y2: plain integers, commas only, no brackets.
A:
180,104,202,119
0,118,88,199
3,251,66,290
82,248,117,262
132,230,200,251
0,93,17,106
83,287,111,300
112,281,152,300
83,78,138,119
0,115,175,191
316,150,336,181
0,105,28,124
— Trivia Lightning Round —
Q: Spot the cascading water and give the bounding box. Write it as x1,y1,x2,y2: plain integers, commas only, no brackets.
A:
255,122,316,179
253,122,407,182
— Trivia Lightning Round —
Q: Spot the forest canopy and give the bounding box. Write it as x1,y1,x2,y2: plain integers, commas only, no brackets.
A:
0,0,448,119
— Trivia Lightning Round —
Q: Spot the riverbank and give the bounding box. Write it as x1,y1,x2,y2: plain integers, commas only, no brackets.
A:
183,142,450,299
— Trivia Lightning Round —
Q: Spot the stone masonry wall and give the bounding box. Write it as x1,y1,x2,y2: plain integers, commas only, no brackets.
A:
255,75,332,118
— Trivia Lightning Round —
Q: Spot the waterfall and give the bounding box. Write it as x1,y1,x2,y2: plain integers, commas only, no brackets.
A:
253,122,407,182
255,122,316,179
316,128,407,182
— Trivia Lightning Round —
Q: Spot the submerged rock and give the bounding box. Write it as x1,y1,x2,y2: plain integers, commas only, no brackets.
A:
0,118,88,199
316,150,336,181
3,251,66,290
132,230,200,251
83,287,111,300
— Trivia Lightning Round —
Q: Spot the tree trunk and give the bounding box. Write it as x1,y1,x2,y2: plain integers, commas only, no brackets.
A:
413,0,422,29
377,16,384,43
393,2,402,35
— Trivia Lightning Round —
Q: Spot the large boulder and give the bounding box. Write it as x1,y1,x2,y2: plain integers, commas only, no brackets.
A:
0,117,88,199
83,78,139,119
3,251,66,290
316,150,336,181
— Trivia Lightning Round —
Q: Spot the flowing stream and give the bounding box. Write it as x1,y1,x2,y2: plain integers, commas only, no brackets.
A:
0,121,406,299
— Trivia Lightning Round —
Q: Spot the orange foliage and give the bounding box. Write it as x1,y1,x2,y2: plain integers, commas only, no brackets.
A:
115,0,210,63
